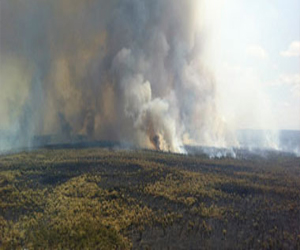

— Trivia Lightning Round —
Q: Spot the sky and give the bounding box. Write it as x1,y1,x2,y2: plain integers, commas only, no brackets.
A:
204,0,300,130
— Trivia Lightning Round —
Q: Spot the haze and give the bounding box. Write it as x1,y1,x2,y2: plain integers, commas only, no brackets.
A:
0,0,299,154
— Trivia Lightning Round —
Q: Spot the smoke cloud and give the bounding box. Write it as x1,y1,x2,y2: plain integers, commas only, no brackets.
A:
0,0,231,153
1,0,290,155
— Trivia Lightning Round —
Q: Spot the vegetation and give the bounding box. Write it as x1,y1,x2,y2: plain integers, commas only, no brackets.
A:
0,147,299,249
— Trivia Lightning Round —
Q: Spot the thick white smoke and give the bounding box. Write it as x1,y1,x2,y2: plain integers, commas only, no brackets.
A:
111,48,184,152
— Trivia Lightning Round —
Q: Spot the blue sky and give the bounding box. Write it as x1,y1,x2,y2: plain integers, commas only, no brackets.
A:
204,0,300,130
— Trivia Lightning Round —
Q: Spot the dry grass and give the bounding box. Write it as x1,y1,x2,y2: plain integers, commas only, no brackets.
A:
0,147,299,249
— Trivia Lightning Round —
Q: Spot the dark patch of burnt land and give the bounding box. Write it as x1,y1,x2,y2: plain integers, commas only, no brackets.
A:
0,147,299,249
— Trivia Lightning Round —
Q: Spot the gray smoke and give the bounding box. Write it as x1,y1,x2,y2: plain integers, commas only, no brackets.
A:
0,0,233,153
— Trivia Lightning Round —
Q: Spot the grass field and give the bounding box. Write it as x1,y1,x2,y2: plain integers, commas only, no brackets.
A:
0,147,299,249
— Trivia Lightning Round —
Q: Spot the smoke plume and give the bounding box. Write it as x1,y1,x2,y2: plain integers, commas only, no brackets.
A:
0,0,237,153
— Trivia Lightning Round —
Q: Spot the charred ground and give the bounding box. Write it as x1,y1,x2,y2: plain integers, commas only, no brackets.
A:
0,147,299,249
